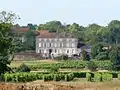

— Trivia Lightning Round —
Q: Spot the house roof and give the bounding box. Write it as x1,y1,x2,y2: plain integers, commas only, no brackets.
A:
36,30,56,38
13,28,29,33
36,30,74,38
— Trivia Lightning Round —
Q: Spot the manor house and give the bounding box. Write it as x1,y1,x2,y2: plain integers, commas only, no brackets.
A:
36,30,79,58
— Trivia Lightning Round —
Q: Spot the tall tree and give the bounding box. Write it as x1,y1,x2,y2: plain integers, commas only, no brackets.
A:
0,11,18,74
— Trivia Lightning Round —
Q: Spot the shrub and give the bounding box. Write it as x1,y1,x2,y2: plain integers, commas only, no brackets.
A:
118,73,120,80
87,61,97,71
86,73,92,81
65,73,74,81
50,65,59,73
94,73,102,82
43,74,54,81
73,72,86,78
54,55,68,60
16,63,31,72
53,74,61,81
102,73,112,81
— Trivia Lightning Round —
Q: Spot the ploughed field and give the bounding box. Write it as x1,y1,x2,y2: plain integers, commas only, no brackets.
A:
1,80,120,90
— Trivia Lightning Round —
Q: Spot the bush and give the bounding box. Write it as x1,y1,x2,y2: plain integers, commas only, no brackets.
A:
94,73,102,82
65,73,74,81
16,63,31,72
73,72,86,78
54,55,68,60
43,74,54,81
50,65,59,73
102,73,112,81
86,73,92,81
87,61,97,71
118,73,120,80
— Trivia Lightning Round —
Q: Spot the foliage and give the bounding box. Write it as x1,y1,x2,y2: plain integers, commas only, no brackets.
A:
54,55,68,60
43,74,54,81
81,50,90,61
65,73,74,81
102,73,112,81
91,43,104,59
86,73,92,81
16,63,31,72
118,73,120,80
109,45,120,71
23,30,36,50
0,23,14,74
23,60,112,71
87,61,98,71
95,52,109,60
94,73,102,82
73,72,86,78
49,65,59,73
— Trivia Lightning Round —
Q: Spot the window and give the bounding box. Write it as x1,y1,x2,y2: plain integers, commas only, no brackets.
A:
67,50,69,53
39,43,41,47
50,43,51,47
72,49,74,53
60,43,62,47
39,49,41,53
44,43,46,48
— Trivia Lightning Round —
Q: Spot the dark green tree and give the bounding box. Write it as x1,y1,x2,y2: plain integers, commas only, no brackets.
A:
0,11,19,74
109,45,120,70
23,30,36,50
81,50,90,61
91,43,103,59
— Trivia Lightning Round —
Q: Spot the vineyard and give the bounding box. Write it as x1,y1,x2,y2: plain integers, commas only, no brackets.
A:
11,60,112,71
3,71,120,82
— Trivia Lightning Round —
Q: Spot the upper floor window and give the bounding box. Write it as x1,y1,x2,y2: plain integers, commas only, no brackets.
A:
60,43,62,47
66,43,69,47
50,43,51,47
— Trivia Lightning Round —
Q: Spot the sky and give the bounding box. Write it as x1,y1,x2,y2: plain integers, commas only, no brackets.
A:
1,0,120,26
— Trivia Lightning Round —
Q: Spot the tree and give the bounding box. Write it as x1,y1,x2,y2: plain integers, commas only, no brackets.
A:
81,50,90,61
91,43,103,59
23,30,36,50
0,11,18,74
109,45,120,70
108,20,120,44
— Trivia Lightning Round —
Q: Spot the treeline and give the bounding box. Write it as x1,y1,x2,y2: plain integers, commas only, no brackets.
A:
15,20,120,50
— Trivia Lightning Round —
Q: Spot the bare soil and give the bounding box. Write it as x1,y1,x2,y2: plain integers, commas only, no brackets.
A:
0,80,120,90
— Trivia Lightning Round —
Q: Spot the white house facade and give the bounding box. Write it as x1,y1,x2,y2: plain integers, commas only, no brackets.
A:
36,30,79,58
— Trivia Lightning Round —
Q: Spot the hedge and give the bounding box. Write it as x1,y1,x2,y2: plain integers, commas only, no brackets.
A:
86,73,92,81
94,73,102,82
102,73,112,81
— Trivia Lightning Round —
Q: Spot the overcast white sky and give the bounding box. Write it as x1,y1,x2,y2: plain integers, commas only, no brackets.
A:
1,0,120,26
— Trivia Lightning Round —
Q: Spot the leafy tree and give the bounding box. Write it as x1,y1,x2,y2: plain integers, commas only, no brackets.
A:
109,45,120,70
91,43,103,59
23,30,36,50
27,23,37,30
81,50,90,61
0,11,19,74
